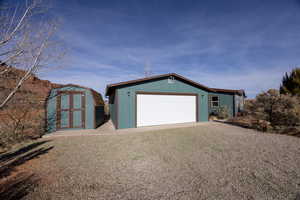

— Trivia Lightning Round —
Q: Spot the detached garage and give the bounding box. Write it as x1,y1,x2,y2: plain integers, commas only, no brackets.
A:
106,73,245,129
46,84,105,132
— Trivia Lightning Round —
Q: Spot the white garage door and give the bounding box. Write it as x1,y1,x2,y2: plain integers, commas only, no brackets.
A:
136,93,197,127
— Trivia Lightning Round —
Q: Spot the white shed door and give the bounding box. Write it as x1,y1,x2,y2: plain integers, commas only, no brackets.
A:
136,94,197,127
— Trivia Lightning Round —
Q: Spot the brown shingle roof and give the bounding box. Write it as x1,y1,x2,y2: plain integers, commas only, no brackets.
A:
105,73,213,96
105,73,246,97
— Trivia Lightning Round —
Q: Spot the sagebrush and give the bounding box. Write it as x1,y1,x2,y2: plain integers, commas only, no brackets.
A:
230,89,300,136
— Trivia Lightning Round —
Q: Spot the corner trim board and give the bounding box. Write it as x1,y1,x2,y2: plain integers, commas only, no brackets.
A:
116,90,119,129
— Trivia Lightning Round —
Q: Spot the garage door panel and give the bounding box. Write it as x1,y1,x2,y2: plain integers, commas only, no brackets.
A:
137,94,197,127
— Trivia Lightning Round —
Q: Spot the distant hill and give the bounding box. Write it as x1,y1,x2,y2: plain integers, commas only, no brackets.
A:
0,64,62,139
0,65,62,102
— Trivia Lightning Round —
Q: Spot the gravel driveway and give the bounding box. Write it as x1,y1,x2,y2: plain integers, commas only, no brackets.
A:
22,122,300,200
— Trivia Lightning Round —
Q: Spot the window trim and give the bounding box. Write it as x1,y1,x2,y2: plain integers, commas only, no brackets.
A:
211,95,219,108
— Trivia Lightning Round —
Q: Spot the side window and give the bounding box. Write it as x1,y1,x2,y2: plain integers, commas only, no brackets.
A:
211,96,219,108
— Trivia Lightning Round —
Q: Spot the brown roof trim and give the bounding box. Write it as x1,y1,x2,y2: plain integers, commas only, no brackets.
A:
53,83,93,91
105,73,246,97
54,84,104,105
211,88,246,96
105,73,214,96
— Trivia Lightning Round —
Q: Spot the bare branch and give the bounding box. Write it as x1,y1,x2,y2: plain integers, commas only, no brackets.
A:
0,49,20,57
0,0,65,109
0,38,47,109
5,3,19,37
0,3,32,46
0,67,10,75
0,50,23,65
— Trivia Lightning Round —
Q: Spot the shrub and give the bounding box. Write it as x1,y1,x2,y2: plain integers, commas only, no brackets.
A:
236,89,300,135
0,93,45,149
217,106,230,119
251,89,300,127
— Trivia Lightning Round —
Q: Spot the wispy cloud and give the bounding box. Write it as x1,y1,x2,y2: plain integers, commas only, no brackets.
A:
41,0,300,98
43,69,142,96
184,65,296,97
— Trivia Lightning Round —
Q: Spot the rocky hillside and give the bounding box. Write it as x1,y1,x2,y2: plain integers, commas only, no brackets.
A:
0,65,62,143
0,65,61,102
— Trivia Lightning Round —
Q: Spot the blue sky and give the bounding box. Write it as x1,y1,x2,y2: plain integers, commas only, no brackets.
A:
38,0,300,98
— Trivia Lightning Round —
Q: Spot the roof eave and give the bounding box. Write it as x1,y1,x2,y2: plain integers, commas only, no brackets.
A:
105,73,214,96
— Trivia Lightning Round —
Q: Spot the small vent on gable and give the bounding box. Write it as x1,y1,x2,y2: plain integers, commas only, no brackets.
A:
168,76,175,84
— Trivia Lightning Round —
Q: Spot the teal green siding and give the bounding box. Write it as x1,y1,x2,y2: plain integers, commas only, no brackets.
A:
208,92,234,117
61,111,69,127
47,91,57,132
109,92,117,128
115,78,209,129
73,94,82,109
73,110,82,127
46,86,96,132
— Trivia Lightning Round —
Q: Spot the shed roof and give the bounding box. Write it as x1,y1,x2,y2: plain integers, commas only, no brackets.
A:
105,73,246,97
53,84,104,106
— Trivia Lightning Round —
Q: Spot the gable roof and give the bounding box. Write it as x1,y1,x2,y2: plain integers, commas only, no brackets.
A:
105,73,246,97
105,73,213,96
53,84,104,106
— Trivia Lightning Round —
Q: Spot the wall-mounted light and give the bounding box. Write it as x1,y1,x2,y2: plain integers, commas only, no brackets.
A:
168,76,175,84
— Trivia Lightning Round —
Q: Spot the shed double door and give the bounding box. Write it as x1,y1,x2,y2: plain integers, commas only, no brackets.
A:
57,91,85,129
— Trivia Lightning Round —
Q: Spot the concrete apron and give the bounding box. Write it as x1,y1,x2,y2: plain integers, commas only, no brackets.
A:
43,121,211,138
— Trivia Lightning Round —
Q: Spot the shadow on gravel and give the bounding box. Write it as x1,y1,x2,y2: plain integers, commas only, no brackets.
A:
296,192,300,200
0,140,53,200
0,172,39,200
0,141,50,163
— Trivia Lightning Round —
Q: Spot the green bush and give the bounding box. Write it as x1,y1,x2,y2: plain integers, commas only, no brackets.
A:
242,89,300,134
217,106,230,119
252,90,300,127
280,68,300,96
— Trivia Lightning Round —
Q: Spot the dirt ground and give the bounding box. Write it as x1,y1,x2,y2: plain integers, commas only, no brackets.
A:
2,122,300,200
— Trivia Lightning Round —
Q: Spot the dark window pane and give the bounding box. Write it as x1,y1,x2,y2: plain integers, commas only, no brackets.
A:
212,96,219,101
212,102,219,107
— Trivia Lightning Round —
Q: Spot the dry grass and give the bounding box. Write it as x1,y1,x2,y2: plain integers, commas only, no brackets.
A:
10,123,300,200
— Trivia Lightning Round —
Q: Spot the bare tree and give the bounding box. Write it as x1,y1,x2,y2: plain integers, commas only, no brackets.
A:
0,0,64,109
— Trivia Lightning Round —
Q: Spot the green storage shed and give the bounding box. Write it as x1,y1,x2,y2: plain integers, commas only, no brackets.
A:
46,84,105,132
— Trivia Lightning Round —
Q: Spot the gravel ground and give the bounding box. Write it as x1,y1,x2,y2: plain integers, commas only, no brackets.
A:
22,123,300,200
